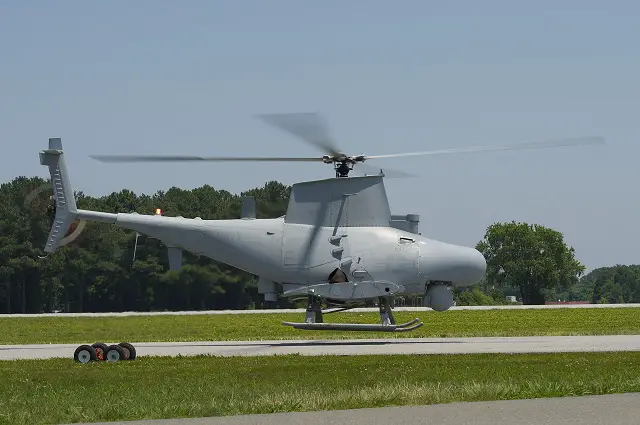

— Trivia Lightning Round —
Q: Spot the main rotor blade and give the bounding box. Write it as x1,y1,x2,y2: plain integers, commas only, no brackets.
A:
90,155,324,163
352,163,417,178
364,136,605,160
255,112,342,157
299,199,330,271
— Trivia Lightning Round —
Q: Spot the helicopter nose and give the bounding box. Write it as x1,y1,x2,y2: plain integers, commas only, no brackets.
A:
463,247,487,284
419,240,487,287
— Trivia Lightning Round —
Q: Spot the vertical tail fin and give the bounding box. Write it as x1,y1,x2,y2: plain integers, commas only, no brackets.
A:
39,138,79,253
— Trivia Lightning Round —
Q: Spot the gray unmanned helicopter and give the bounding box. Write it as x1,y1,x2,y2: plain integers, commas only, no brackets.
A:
38,113,604,332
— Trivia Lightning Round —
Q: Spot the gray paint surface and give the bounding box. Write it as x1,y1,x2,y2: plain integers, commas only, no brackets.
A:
2,335,639,360
62,393,640,425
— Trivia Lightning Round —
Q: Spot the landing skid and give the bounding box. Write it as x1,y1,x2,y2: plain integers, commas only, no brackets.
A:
282,317,423,332
282,295,424,332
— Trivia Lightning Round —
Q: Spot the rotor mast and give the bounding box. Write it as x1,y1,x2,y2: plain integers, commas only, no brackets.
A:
321,153,369,178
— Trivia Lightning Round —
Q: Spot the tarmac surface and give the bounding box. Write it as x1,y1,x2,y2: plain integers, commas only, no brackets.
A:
64,393,640,425
2,302,638,317
1,335,639,360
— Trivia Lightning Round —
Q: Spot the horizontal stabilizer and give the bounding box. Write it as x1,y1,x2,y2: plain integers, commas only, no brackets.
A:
168,246,182,271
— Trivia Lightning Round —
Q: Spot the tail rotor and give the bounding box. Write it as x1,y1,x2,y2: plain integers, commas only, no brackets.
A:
37,138,86,254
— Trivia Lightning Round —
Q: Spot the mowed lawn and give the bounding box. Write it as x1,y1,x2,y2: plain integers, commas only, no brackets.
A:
0,352,639,425
0,307,638,344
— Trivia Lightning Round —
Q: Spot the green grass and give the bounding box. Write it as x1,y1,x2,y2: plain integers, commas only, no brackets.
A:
0,352,639,425
1,307,639,345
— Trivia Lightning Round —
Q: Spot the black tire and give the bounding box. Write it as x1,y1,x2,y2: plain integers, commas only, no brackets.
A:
74,344,97,363
91,342,109,361
104,344,126,362
118,342,136,360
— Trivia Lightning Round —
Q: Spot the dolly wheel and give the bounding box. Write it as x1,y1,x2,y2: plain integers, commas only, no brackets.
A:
74,345,97,363
105,344,126,362
91,342,109,361
118,342,136,360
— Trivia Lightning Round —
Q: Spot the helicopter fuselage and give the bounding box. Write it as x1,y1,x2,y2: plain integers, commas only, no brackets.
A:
41,135,486,310
80,210,486,300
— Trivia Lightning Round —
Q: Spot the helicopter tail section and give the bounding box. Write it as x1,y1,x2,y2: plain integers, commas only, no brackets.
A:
39,138,80,253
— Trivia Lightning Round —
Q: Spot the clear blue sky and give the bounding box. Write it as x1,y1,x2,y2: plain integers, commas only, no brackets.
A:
1,1,638,272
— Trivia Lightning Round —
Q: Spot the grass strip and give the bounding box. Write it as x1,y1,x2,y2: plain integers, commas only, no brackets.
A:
0,352,639,425
1,307,639,344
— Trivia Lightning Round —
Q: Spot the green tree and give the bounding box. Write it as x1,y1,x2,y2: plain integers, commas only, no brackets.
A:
0,175,293,313
454,287,508,306
476,221,585,305
5,175,634,313
585,265,640,304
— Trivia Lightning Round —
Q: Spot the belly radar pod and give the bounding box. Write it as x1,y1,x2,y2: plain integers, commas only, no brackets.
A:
39,113,605,332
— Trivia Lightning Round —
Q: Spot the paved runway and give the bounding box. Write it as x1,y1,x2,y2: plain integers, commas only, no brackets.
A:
1,335,639,360
2,303,638,317
65,393,640,425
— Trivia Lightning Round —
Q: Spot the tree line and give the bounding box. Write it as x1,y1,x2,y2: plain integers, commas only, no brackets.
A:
0,176,637,314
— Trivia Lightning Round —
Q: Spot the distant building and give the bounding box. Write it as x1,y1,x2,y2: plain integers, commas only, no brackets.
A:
545,301,591,305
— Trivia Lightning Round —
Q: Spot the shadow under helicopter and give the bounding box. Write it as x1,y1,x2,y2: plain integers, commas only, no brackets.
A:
136,339,466,349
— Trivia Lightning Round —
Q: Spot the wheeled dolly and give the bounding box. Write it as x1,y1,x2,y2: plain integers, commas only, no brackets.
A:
73,342,137,363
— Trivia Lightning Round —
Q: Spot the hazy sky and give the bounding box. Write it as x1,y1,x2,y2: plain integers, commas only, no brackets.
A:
1,1,638,272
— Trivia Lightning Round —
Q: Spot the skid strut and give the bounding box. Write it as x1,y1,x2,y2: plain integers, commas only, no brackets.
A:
283,296,424,332
305,295,323,324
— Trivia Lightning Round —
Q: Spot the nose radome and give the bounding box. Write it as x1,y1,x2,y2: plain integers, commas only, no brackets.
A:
449,246,487,286
418,240,487,287
468,247,487,282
